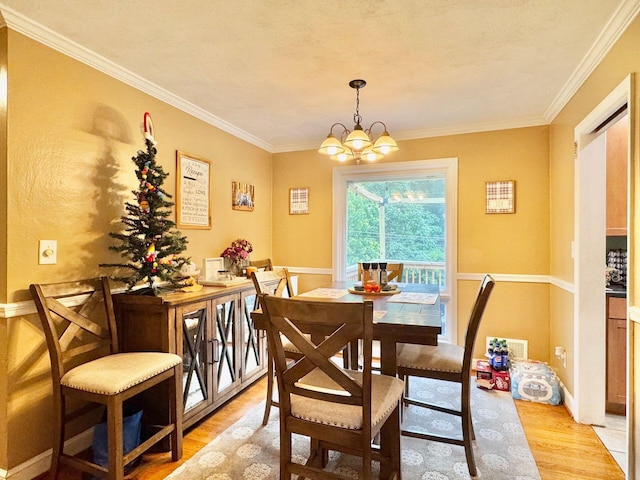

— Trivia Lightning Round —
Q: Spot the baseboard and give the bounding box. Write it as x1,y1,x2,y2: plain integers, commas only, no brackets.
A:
1,429,92,480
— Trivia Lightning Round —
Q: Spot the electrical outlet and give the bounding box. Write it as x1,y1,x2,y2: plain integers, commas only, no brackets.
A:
39,240,57,265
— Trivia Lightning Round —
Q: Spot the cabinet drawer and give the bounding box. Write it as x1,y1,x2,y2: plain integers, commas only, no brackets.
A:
608,296,627,320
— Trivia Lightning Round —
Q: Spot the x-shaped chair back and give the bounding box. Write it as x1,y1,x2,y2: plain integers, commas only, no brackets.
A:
249,258,273,271
32,277,118,381
251,268,293,300
260,294,374,432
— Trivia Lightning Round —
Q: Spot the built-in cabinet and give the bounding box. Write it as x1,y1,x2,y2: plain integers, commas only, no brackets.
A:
113,281,267,430
605,114,628,236
606,294,626,415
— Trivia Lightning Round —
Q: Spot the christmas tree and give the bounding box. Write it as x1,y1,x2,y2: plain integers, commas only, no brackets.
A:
101,113,189,293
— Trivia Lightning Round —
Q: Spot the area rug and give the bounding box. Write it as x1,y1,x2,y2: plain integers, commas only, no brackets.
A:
164,377,540,479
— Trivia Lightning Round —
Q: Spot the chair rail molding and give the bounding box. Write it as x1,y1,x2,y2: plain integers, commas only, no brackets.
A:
0,273,569,319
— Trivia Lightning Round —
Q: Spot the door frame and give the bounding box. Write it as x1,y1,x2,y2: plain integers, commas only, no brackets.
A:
573,75,632,426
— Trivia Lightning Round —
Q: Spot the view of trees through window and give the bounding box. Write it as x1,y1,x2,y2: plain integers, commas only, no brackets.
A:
346,177,446,283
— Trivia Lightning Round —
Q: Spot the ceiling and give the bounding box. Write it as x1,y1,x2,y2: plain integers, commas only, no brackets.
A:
0,1,638,153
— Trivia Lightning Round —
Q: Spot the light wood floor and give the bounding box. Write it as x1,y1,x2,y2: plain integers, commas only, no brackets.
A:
37,376,625,480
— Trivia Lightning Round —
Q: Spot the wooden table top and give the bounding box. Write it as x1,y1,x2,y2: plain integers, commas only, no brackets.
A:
252,281,442,345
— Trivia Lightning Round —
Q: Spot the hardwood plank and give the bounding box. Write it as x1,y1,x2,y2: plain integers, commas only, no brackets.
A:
36,377,625,480
515,399,624,480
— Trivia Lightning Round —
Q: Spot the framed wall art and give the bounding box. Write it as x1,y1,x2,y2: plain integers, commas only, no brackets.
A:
202,257,225,282
232,181,255,211
486,180,515,214
289,187,309,215
176,151,212,229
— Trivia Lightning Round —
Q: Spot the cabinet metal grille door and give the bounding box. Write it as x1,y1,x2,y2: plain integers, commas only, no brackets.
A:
182,307,208,411
243,292,262,376
216,298,237,393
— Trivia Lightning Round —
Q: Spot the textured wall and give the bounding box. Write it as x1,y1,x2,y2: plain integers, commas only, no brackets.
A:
3,29,272,469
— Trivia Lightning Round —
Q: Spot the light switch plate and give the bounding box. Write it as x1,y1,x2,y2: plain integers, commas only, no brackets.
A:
39,240,57,265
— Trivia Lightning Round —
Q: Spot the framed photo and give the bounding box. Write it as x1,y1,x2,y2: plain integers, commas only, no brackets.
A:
486,180,515,214
176,151,212,229
289,187,309,215
202,257,225,282
232,181,255,211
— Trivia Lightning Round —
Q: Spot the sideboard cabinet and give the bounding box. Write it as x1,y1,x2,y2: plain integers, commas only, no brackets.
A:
112,281,267,430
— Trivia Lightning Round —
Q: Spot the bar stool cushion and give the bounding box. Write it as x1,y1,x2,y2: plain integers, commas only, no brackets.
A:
397,343,464,374
292,368,404,430
62,352,182,395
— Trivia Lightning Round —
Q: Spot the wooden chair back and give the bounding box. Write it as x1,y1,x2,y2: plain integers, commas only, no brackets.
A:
462,274,495,376
260,294,374,434
249,258,273,271
357,262,404,282
250,268,293,305
30,277,118,383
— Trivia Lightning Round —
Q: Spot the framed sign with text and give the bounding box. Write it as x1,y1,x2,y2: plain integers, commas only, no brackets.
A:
176,151,212,229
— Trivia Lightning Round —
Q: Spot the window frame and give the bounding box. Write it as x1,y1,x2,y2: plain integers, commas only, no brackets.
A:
332,158,458,343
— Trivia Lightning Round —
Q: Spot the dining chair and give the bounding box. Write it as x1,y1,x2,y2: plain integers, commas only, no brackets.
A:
249,258,273,271
396,274,495,477
30,277,183,480
250,268,300,425
260,294,404,480
357,262,404,283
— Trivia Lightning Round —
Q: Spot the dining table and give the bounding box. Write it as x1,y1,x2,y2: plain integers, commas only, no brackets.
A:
251,280,442,479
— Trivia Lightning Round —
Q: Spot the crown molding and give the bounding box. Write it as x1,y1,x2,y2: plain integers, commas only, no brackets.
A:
1,1,638,155
0,3,274,153
544,0,640,122
273,115,548,153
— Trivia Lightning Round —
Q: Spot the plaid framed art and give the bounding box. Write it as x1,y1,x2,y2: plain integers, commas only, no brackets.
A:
289,187,309,214
486,180,515,214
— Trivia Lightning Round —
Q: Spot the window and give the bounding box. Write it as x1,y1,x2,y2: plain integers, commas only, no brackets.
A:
332,159,458,342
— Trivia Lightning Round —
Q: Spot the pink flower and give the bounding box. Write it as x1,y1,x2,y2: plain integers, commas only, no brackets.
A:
220,239,253,262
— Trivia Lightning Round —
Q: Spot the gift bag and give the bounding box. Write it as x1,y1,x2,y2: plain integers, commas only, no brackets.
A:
91,406,143,475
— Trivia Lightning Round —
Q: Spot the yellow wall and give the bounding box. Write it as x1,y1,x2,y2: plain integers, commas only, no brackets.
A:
0,27,7,471
548,17,640,396
3,29,273,468
3,12,640,474
273,125,551,361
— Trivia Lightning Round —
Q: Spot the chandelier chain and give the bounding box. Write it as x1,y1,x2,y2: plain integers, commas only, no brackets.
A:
353,86,362,126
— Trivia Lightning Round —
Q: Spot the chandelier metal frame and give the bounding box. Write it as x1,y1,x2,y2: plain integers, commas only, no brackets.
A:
318,79,399,164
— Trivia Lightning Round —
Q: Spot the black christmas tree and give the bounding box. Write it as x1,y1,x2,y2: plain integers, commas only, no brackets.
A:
101,113,188,293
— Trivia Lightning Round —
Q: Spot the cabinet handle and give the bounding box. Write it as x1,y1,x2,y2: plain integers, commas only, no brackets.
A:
210,339,219,364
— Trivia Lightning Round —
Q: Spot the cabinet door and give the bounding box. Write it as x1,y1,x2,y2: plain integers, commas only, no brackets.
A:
240,289,267,383
212,293,240,399
606,296,627,414
606,115,628,235
178,301,213,416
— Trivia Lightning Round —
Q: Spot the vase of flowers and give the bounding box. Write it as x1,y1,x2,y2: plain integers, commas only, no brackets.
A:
220,238,253,277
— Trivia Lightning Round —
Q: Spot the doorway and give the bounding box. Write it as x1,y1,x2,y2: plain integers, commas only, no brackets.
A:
574,75,632,472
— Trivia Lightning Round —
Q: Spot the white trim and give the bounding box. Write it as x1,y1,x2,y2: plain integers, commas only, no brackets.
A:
0,4,272,153
0,429,92,480
545,0,640,123
457,273,549,284
549,276,575,294
272,266,333,276
573,74,632,427
1,273,573,319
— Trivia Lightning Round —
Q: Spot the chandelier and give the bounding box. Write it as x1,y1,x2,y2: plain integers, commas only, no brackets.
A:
318,79,399,164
